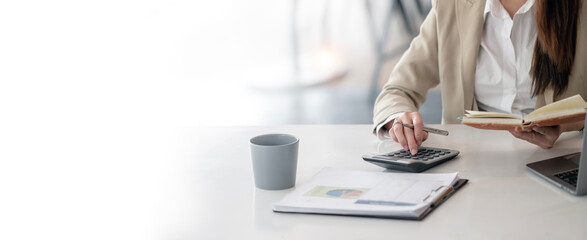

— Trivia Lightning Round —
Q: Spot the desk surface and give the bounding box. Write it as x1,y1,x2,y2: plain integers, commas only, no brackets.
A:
3,125,587,239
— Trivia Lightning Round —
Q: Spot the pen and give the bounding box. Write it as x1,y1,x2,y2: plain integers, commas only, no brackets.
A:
401,123,449,136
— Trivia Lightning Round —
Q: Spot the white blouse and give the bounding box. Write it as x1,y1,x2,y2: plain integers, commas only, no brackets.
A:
474,0,537,117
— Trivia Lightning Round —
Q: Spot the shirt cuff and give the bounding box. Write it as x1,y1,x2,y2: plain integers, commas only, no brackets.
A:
375,112,406,141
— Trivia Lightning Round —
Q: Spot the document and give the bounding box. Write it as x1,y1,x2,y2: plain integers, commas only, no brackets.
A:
273,168,466,220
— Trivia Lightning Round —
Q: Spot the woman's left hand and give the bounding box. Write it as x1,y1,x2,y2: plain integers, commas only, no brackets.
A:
508,126,563,149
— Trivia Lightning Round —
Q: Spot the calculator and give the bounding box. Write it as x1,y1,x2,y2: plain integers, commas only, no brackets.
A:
362,147,459,173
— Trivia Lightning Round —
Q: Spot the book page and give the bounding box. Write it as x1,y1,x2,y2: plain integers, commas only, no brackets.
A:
465,110,521,119
462,117,523,125
525,108,586,122
526,94,587,118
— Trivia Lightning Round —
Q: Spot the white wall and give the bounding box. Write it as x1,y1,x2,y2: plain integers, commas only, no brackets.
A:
1,0,424,127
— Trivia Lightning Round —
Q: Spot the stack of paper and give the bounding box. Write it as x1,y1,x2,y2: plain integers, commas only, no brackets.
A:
273,168,466,220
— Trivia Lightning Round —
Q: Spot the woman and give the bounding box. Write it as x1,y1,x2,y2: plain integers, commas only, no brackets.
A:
373,0,586,155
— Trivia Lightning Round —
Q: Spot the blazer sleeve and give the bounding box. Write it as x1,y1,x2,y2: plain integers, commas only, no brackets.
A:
372,0,441,134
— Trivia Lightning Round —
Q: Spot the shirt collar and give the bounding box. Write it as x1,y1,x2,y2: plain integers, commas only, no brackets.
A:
483,0,535,21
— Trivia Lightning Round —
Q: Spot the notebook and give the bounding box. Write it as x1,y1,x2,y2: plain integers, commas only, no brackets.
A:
272,168,468,220
462,95,587,131
526,114,587,196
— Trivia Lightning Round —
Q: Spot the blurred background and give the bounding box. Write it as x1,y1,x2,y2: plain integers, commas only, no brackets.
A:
0,2,445,238
0,0,442,128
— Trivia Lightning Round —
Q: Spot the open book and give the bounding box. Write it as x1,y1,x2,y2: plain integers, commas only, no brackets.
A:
462,94,587,131
273,168,467,220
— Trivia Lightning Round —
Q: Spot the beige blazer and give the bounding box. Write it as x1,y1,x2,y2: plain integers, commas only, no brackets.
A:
373,0,587,133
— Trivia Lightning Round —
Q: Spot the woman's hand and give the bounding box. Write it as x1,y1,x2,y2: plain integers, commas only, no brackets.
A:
508,126,562,149
508,120,585,148
385,112,429,155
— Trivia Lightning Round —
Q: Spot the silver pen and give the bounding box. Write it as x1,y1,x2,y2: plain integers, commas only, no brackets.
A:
401,123,449,136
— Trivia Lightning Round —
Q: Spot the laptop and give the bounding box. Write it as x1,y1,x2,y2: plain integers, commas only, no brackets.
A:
526,117,587,196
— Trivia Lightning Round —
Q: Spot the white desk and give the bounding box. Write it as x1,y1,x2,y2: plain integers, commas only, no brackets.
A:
3,125,587,239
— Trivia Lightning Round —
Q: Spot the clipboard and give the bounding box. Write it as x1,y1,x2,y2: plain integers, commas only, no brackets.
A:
273,168,469,220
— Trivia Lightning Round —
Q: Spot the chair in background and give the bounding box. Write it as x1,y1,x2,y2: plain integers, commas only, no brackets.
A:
365,0,441,124
365,0,431,102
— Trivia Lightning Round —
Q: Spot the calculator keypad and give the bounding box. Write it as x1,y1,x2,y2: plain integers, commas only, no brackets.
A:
387,148,451,162
362,147,460,172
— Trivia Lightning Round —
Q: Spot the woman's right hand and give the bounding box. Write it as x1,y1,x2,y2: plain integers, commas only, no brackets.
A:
385,112,428,155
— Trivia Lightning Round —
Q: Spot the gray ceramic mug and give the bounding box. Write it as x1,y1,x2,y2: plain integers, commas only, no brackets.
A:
250,134,299,190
